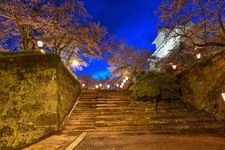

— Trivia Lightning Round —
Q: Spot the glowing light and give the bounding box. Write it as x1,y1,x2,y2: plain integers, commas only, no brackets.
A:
107,85,110,89
72,60,79,67
172,65,177,70
196,53,201,59
123,79,127,83
82,84,85,87
125,76,129,80
37,40,44,48
40,49,45,54
221,93,225,101
95,85,99,89
99,84,102,88
116,84,119,87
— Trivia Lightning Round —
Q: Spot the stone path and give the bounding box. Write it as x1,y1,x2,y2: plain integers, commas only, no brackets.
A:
63,90,224,135
77,133,225,150
25,90,225,149
24,134,78,150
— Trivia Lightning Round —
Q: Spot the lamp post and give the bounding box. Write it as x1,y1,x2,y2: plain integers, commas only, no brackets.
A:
82,84,85,88
172,64,177,70
72,59,79,67
196,53,201,59
37,40,44,48
37,40,45,54
99,84,102,88
123,79,127,83
125,76,129,80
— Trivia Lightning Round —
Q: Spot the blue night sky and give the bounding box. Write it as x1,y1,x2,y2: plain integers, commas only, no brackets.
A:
76,0,161,80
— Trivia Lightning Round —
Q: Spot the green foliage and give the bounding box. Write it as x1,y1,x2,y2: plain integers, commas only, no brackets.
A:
133,71,180,100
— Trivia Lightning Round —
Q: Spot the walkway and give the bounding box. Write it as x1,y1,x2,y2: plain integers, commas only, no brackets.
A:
25,90,225,149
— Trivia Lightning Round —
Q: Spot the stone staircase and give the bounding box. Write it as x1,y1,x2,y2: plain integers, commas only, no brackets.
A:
62,90,225,136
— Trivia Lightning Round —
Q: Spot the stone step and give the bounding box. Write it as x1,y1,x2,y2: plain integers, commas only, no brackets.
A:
95,115,215,122
63,126,95,131
94,123,224,131
96,100,129,103
75,105,96,109
94,119,220,127
94,106,188,111
77,102,97,105
78,99,96,101
94,109,191,114
66,121,95,125
70,109,206,118
62,129,95,134
67,116,95,119
61,90,224,137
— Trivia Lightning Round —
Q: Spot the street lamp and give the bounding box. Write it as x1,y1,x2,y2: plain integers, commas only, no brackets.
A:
99,84,102,88
123,79,127,83
125,76,129,80
72,59,79,67
95,85,99,89
196,53,201,59
37,40,45,54
37,40,44,48
107,85,110,89
172,65,177,70
82,84,85,87
121,83,124,87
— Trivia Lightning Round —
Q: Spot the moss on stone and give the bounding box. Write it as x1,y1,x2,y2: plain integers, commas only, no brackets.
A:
0,52,81,149
178,50,225,121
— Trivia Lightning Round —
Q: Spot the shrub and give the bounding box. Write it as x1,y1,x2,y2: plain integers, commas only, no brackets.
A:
133,71,180,100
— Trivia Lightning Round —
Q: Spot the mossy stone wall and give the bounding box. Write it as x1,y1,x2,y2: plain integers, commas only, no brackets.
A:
178,50,225,121
0,52,81,149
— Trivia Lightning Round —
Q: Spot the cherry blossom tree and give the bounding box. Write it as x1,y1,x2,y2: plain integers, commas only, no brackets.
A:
108,41,152,83
0,0,112,67
159,0,225,48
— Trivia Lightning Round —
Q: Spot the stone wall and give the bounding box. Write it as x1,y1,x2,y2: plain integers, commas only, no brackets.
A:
0,51,81,149
178,50,225,121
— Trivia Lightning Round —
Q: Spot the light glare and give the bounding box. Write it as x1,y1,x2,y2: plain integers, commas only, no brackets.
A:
37,40,44,48
40,49,45,54
196,53,201,59
172,65,177,70
72,60,79,67
221,93,225,101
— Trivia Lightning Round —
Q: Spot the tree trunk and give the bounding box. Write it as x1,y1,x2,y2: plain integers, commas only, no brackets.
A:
22,36,29,50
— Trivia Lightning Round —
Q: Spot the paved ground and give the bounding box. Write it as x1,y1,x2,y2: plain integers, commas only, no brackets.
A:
77,133,225,150
24,134,79,150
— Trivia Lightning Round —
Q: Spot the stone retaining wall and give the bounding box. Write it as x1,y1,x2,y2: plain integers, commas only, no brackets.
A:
178,50,225,121
0,51,81,149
